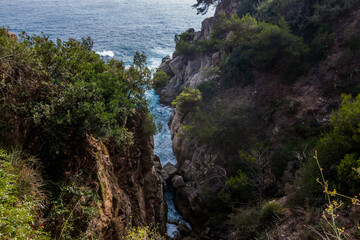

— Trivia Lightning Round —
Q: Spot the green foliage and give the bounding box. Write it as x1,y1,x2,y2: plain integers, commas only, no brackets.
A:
174,31,196,57
0,29,153,176
181,102,262,152
226,170,253,202
174,31,219,57
337,153,360,194
229,201,283,239
171,87,202,112
229,206,260,238
197,80,218,101
237,0,258,17
259,200,283,223
297,94,360,204
46,183,99,239
308,26,333,62
123,225,165,240
0,149,50,239
152,69,170,91
216,14,308,85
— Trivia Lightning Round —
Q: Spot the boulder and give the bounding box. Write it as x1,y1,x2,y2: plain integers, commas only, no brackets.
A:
161,162,178,181
171,175,185,188
159,55,174,78
177,222,192,237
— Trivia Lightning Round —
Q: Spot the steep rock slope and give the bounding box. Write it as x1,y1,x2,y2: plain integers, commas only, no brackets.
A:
159,0,360,237
85,114,167,238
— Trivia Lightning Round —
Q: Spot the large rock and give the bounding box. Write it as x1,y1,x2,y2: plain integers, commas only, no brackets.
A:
171,175,185,188
177,222,192,237
161,162,178,181
159,55,174,78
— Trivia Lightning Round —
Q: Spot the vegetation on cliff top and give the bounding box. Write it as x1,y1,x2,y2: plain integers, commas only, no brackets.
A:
0,28,158,239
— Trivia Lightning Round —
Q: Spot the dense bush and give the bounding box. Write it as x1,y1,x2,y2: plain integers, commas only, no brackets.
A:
181,102,260,149
296,94,360,204
172,87,202,112
0,29,155,238
123,225,165,240
229,201,283,239
0,149,50,239
196,80,218,101
215,14,309,85
0,29,152,175
174,31,196,57
152,69,170,92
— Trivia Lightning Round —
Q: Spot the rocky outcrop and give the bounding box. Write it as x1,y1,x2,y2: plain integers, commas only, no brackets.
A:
157,0,242,232
169,111,227,230
73,114,167,239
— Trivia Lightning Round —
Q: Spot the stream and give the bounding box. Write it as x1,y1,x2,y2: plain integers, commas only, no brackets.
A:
146,89,190,237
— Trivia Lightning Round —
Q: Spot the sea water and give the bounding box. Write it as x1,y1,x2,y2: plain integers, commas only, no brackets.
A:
0,0,213,237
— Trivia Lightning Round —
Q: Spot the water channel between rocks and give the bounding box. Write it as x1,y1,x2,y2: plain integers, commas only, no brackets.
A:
146,89,190,238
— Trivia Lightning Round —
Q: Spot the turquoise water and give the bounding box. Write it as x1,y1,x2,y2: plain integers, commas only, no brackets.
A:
0,0,213,237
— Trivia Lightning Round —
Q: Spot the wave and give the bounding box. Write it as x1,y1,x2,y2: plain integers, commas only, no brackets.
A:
148,57,163,71
96,50,115,58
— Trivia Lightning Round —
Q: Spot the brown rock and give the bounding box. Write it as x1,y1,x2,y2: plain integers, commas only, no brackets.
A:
171,175,185,188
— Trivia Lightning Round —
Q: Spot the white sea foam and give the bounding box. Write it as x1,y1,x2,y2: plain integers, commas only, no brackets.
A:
149,57,162,71
152,46,173,56
96,50,115,57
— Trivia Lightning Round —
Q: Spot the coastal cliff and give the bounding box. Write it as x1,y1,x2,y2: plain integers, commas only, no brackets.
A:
0,30,167,239
79,115,167,239
158,0,360,238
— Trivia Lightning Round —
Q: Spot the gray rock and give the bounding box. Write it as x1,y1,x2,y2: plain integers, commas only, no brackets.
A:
162,162,178,181
171,175,185,188
159,56,174,78
160,170,169,181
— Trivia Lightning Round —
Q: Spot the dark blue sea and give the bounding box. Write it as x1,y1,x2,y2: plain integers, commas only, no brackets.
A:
0,0,212,67
0,0,213,237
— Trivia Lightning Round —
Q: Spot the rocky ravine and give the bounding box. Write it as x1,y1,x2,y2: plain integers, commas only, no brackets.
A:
157,0,243,234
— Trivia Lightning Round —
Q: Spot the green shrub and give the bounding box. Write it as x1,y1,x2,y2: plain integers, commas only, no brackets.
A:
123,225,165,240
296,94,360,204
237,0,258,17
0,149,50,239
46,183,99,239
216,15,309,85
0,29,153,177
152,69,170,92
337,153,360,194
171,87,202,112
228,207,260,239
226,170,253,202
181,102,261,152
197,80,218,101
174,31,196,57
308,26,333,62
260,201,284,224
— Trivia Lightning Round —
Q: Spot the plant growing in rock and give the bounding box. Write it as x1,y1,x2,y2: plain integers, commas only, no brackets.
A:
172,87,202,112
152,69,170,93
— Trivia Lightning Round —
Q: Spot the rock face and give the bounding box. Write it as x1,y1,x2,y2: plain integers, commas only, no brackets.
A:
157,2,242,231
159,0,360,236
170,112,227,229
71,114,167,239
